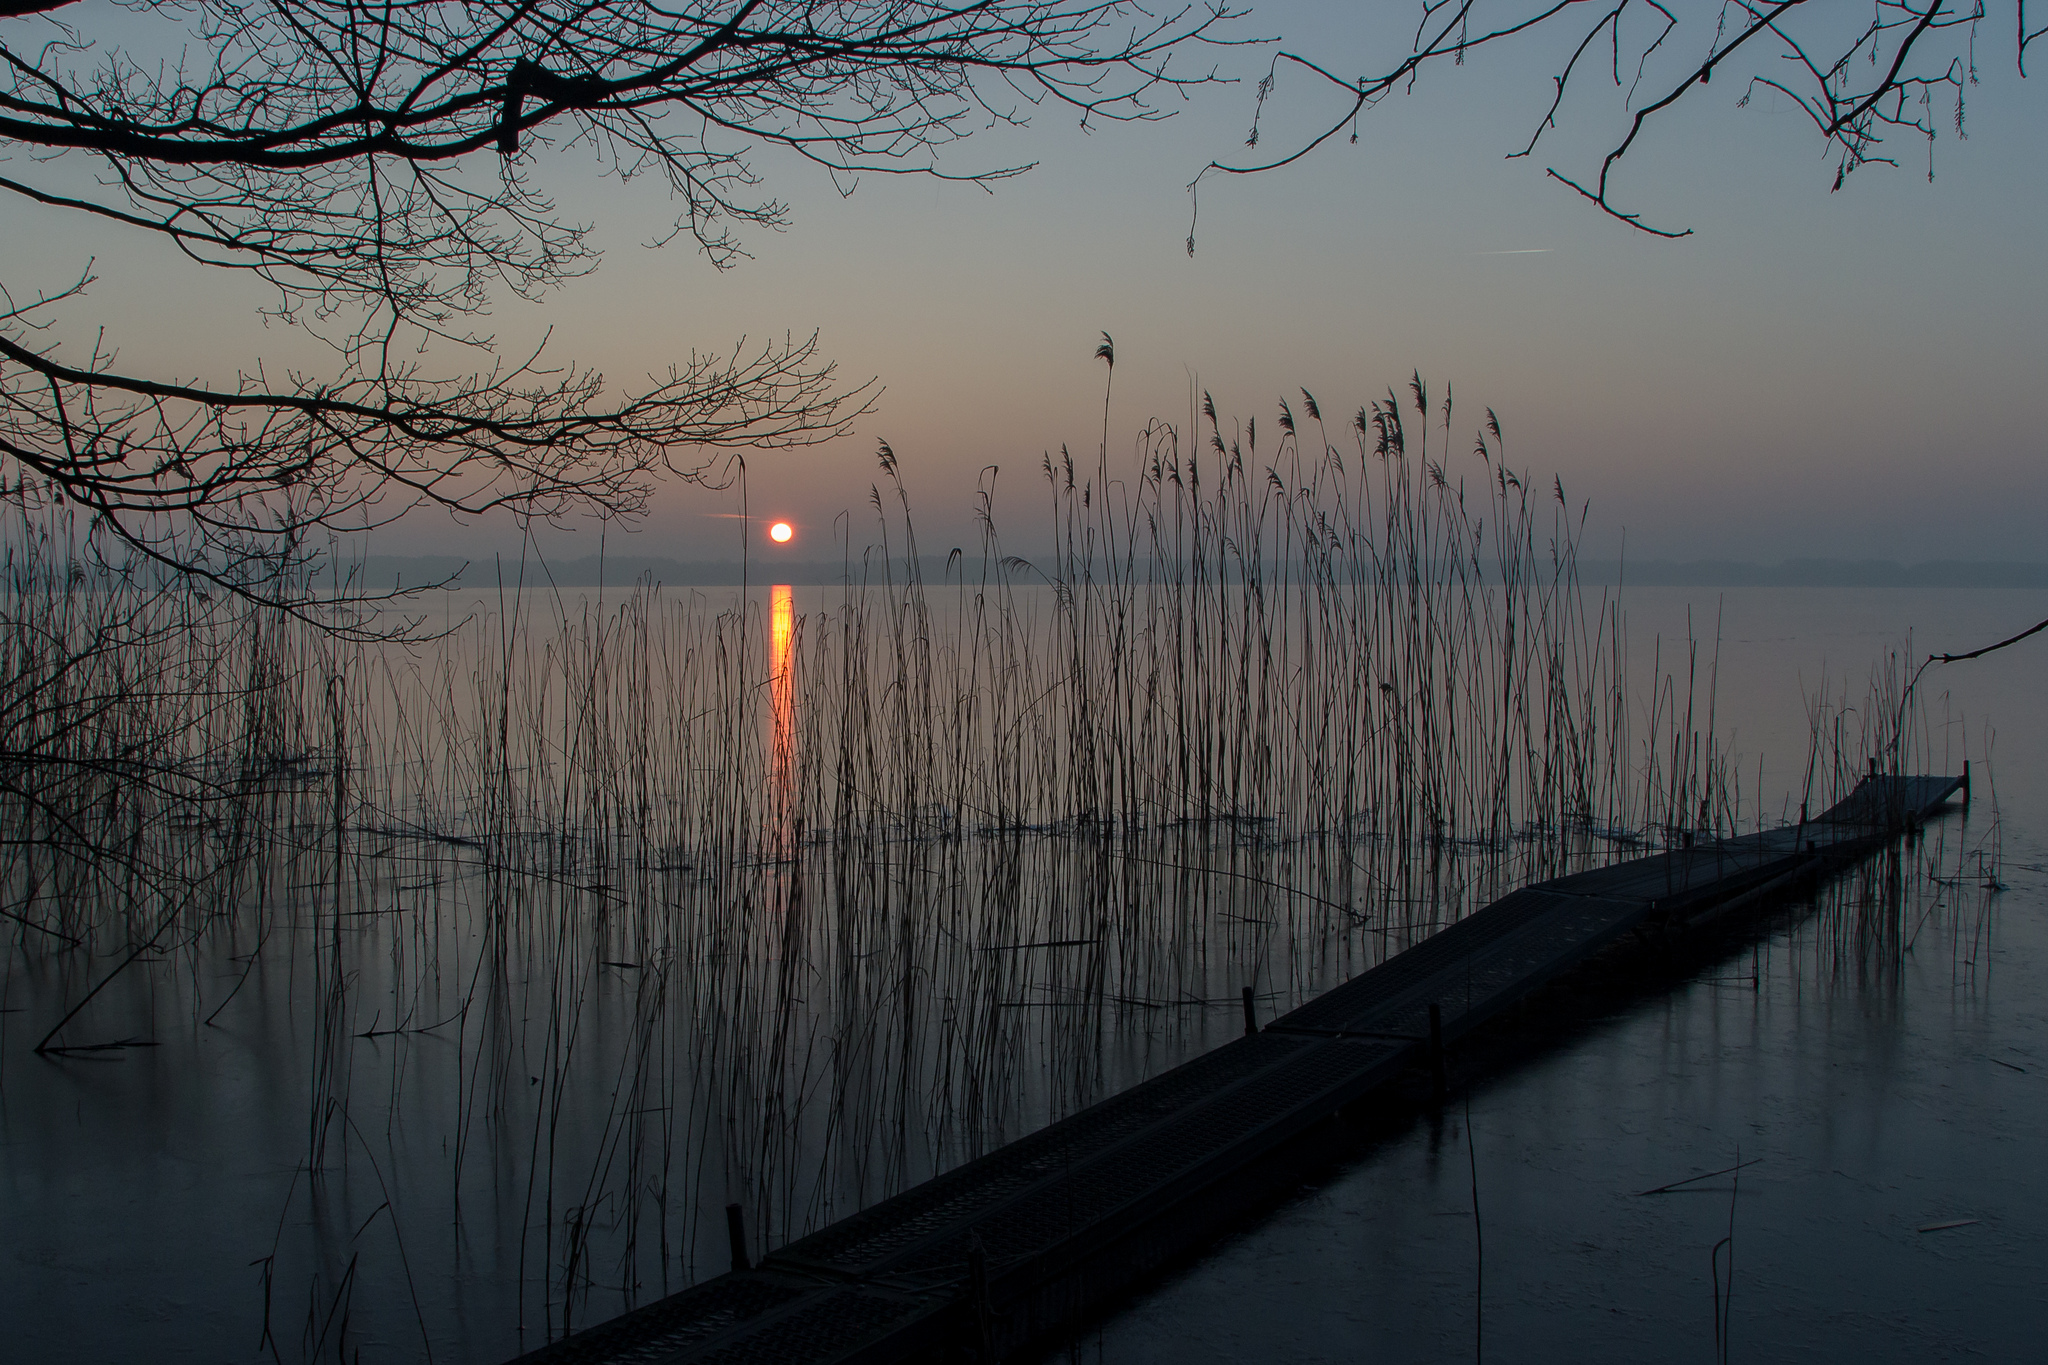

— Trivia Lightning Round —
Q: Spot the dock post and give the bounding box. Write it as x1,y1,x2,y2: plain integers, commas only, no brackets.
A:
1241,986,1258,1037
726,1203,750,1273
1963,759,1972,807
968,1232,996,1362
1428,1002,1446,1103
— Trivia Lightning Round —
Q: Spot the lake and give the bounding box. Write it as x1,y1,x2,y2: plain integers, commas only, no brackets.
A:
2,573,2041,1364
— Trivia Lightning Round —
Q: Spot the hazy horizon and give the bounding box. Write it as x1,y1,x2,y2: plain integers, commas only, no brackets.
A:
343,551,2048,591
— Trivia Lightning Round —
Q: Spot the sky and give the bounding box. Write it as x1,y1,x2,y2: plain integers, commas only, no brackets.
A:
13,1,2048,569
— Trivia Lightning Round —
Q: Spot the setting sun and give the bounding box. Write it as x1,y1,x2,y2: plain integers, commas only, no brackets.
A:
768,521,793,544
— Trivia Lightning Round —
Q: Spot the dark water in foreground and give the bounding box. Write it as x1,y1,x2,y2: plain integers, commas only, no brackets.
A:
1083,833,2046,1362
3,586,2044,1362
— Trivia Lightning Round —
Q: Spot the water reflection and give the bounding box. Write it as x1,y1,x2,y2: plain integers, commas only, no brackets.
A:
770,583,796,842
1086,813,2042,1364
5,583,2036,1363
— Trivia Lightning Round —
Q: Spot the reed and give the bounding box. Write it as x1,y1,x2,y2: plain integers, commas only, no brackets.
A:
0,378,1934,1358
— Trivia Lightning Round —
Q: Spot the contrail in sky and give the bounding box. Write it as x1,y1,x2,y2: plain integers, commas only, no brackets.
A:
1478,248,1553,255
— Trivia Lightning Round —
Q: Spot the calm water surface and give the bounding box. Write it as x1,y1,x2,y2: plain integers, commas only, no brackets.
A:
3,585,2043,1362
1082,586,2048,1363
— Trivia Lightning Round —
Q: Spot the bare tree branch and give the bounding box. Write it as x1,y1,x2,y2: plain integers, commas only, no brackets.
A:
0,1,1235,608
1189,2,1999,248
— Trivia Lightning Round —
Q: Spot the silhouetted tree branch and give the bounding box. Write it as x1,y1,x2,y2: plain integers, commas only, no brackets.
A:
1192,1,2004,246
1,1,1236,608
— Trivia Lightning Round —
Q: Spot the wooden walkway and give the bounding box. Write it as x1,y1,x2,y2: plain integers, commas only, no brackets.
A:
511,774,1966,1365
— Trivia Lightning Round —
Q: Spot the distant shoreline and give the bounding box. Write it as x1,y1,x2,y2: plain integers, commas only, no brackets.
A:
351,554,2048,591
1580,559,2048,588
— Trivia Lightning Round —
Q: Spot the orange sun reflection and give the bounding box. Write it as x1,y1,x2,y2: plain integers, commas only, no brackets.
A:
769,584,796,836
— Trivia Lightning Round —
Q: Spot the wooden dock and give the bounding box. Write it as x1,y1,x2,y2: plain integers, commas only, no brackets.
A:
510,774,1966,1365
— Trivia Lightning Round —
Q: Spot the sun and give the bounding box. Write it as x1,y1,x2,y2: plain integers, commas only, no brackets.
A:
768,521,794,544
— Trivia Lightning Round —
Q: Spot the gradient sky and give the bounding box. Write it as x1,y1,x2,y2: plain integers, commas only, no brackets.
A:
14,2,2048,568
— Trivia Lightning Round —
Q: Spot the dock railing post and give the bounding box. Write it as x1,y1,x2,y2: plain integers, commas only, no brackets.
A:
1428,1002,1447,1103
726,1203,750,1273
1241,986,1258,1037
